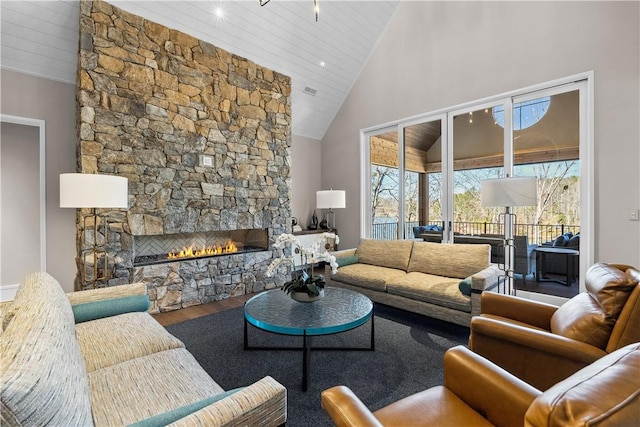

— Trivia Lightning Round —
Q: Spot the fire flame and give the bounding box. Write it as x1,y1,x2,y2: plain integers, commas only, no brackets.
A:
168,240,238,260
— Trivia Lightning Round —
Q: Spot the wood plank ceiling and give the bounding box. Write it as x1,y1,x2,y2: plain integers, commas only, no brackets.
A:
0,0,400,140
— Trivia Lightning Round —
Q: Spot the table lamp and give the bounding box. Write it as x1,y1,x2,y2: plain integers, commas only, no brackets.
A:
316,189,346,230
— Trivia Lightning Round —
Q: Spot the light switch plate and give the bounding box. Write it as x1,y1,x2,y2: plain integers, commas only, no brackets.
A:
199,154,214,167
630,209,639,221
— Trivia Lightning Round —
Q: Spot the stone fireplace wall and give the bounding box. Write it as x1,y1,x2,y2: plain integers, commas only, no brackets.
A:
77,0,291,311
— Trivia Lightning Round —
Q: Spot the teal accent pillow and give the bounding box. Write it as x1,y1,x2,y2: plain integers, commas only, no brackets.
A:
127,388,245,427
458,277,472,296
336,255,359,267
72,294,150,323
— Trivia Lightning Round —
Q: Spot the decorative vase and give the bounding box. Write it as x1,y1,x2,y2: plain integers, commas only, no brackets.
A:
290,288,325,303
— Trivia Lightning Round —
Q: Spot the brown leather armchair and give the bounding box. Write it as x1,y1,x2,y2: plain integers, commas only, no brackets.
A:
321,343,640,427
469,262,640,390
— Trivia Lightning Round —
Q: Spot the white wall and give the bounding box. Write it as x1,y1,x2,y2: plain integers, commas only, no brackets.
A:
1,123,41,286
0,70,78,292
322,1,640,267
291,134,322,229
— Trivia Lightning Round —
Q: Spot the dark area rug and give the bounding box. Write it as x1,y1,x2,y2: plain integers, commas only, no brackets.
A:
166,304,469,426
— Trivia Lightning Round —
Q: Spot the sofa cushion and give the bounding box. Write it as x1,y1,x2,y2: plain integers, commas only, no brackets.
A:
331,263,407,292
336,254,359,267
356,239,414,271
585,262,638,318
386,272,471,313
76,311,185,372
458,277,472,296
408,242,491,279
89,348,225,426
1,272,94,427
525,343,640,427
550,293,613,350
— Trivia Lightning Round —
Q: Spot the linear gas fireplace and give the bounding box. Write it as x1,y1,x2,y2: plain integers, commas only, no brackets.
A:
134,229,269,266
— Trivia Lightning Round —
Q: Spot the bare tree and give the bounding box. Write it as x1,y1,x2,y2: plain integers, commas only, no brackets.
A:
533,160,577,225
371,165,399,223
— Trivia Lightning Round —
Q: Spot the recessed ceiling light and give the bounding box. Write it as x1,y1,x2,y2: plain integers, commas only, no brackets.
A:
212,4,226,22
320,61,326,67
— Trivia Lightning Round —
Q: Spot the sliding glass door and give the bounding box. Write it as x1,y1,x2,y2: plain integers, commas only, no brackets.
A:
367,125,400,240
402,118,445,240
364,117,445,241
361,74,591,299
450,102,505,240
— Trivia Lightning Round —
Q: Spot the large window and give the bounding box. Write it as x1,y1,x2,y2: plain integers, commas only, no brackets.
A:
362,75,592,300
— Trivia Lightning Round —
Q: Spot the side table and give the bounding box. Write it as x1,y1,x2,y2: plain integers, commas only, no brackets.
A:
534,246,579,286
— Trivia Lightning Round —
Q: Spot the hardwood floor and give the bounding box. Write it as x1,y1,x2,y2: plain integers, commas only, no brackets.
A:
153,293,253,326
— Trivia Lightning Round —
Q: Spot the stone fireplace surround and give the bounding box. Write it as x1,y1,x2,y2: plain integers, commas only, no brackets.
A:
76,0,291,312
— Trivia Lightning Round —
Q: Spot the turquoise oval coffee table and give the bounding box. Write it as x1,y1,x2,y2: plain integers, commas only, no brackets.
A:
244,287,374,391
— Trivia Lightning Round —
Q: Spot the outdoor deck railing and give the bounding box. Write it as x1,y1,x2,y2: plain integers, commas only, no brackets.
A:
372,221,580,245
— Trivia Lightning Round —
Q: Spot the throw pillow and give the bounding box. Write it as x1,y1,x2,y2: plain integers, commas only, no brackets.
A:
567,234,580,248
552,235,568,247
336,255,359,267
458,277,472,296
72,294,150,323
127,388,245,427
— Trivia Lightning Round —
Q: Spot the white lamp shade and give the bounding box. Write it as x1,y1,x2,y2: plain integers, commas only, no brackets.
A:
316,190,346,209
60,173,128,208
480,177,537,207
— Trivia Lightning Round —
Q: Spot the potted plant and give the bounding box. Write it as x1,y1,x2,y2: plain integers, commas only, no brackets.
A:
265,232,339,302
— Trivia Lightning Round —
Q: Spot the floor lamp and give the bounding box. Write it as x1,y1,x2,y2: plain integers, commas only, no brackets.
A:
316,189,346,230
480,177,537,295
60,173,128,288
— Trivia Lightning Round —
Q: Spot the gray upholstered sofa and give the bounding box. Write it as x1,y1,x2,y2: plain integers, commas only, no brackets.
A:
328,239,501,326
1,272,286,427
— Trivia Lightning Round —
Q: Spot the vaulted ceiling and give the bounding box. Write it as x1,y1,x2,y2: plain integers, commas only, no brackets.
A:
0,0,400,140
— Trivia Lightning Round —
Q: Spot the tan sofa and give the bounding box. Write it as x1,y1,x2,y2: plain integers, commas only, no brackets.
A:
329,239,501,326
1,272,287,427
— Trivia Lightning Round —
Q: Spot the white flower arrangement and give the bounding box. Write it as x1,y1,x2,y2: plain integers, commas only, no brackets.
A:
265,232,339,296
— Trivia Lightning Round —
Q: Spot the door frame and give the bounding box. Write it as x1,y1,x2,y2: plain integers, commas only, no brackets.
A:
0,114,46,299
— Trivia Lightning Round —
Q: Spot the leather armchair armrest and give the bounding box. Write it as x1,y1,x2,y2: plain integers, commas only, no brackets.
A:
321,386,383,427
471,316,607,363
444,346,540,427
479,292,557,330
469,316,607,390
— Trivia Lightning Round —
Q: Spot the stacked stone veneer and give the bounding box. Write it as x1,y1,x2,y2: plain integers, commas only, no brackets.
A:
77,0,291,312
